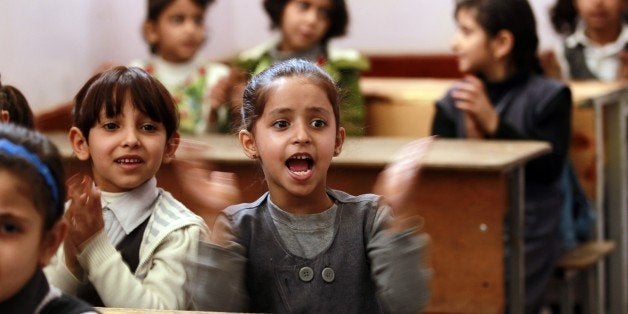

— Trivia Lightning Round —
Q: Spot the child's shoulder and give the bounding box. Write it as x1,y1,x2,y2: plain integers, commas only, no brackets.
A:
152,189,206,230
327,47,370,71
234,41,275,73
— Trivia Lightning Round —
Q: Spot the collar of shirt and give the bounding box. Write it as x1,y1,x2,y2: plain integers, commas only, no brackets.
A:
99,177,159,235
152,55,204,88
566,21,628,55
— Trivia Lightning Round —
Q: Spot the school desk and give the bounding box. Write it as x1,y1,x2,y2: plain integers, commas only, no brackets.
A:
49,133,549,314
360,78,628,313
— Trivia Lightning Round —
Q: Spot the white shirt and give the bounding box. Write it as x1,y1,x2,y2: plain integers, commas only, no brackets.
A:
557,22,628,81
99,177,158,246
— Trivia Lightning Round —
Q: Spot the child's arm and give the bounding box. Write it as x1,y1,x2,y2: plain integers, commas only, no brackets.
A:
369,137,434,311
171,156,249,311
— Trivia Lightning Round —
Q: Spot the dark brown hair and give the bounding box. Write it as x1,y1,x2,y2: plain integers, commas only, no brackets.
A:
73,66,179,140
263,0,349,44
455,0,542,75
240,59,340,132
0,123,65,230
0,76,35,129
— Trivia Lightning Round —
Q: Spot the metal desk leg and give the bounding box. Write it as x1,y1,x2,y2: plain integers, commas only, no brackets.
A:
508,166,525,314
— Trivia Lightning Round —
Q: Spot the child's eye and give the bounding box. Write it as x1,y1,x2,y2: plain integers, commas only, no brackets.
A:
296,1,310,11
103,122,119,131
170,15,185,24
0,222,21,235
140,123,158,132
194,16,204,26
311,119,327,128
272,120,289,129
318,8,330,19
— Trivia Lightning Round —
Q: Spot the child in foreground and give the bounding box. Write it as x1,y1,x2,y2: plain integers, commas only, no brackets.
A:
0,123,96,313
184,59,432,313
44,66,208,309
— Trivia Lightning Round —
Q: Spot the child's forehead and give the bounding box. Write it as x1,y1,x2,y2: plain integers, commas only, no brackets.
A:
0,168,41,220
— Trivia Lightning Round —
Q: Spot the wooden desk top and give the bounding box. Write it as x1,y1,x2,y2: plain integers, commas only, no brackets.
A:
360,77,627,107
48,132,550,172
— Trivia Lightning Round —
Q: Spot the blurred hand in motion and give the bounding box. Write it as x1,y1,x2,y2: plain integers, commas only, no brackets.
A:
373,136,434,232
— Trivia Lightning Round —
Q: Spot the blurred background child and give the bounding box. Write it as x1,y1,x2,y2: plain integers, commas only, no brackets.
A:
544,0,627,81
132,0,239,134
44,66,207,309
0,76,35,128
431,0,572,312
184,59,431,312
0,123,95,313
235,0,370,136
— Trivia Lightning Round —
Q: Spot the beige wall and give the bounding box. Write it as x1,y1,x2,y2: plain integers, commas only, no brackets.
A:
0,0,560,109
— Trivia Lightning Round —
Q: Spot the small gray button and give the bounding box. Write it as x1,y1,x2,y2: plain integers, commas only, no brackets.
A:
299,266,314,282
322,267,335,283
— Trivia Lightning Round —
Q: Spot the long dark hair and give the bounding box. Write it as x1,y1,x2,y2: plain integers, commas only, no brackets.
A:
455,0,543,75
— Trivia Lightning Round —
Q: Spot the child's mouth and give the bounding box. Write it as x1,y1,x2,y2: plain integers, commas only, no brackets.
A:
115,157,143,165
285,154,314,175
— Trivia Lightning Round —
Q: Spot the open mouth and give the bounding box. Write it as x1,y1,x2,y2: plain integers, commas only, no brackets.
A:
285,153,314,175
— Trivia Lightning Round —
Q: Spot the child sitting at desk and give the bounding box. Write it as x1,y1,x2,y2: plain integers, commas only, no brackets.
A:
183,59,432,313
234,0,370,136
44,66,211,309
132,0,241,134
0,123,96,313
431,0,572,312
0,76,35,128
544,0,627,81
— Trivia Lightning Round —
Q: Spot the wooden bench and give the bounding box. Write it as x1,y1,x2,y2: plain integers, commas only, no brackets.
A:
555,240,615,314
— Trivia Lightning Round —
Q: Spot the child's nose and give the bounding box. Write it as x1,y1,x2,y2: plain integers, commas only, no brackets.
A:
122,129,140,147
293,123,312,144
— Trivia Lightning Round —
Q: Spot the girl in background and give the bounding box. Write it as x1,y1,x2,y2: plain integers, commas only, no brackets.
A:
545,0,627,81
235,0,369,136
134,0,240,133
431,0,572,312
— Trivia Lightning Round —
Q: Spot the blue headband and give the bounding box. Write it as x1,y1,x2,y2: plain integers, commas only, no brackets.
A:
0,138,60,209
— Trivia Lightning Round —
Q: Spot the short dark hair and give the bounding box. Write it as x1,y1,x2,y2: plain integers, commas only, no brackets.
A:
455,0,542,75
241,59,340,132
0,76,35,129
144,0,215,54
73,66,179,140
0,123,65,230
263,0,349,44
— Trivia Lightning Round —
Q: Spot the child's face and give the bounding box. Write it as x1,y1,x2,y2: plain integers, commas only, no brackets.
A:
575,0,623,31
451,8,495,75
145,0,206,63
279,0,332,53
72,100,177,193
240,77,344,205
0,169,50,302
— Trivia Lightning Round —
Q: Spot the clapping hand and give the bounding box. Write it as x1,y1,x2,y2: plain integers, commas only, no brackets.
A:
452,75,499,137
373,137,434,232
63,174,103,276
172,139,242,235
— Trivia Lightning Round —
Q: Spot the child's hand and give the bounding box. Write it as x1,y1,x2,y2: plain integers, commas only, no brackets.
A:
452,75,499,137
208,68,247,110
373,137,434,232
172,139,242,229
63,174,103,276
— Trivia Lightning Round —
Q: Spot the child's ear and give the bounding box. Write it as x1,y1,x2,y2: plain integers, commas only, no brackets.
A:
69,127,90,161
491,30,514,60
238,130,258,159
1,110,9,123
38,219,67,268
162,132,180,164
143,21,159,46
334,127,346,157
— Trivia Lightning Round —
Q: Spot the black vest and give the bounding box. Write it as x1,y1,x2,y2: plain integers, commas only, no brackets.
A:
565,42,628,80
75,217,150,306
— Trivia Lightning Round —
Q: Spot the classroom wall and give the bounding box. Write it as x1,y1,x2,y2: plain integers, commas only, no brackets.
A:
0,0,561,110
